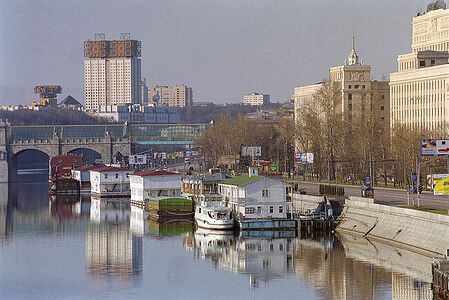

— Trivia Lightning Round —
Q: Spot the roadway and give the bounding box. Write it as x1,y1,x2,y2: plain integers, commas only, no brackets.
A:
296,181,449,210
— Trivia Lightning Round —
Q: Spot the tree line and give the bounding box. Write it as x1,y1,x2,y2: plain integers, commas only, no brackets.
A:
196,81,449,188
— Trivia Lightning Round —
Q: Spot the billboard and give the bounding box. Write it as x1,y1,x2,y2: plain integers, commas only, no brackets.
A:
421,139,449,156
269,161,278,172
129,155,147,165
427,174,449,195
295,153,314,164
241,146,262,158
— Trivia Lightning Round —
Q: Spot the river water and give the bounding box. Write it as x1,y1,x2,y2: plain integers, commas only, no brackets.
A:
0,171,435,299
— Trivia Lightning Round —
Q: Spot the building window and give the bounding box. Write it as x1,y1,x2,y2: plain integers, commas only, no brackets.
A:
245,207,255,214
431,59,436,65
348,103,352,111
381,95,385,100
355,85,359,89
269,206,274,213
262,189,269,197
104,173,108,179
257,206,262,214
279,206,283,213
279,244,284,251
419,60,425,67
115,173,119,179
362,85,365,89
380,106,385,111
348,93,352,100
348,85,351,89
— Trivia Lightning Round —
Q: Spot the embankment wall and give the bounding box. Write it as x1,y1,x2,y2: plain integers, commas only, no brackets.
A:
337,196,449,256
292,194,323,213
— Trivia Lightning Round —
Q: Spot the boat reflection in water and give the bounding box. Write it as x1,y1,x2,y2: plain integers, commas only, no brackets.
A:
184,229,295,288
86,197,142,291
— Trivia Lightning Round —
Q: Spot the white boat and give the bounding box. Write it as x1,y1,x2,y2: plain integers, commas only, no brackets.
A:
195,200,234,230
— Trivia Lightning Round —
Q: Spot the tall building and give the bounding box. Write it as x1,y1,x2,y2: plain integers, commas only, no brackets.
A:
293,38,390,130
84,34,142,112
243,93,270,106
390,2,449,131
147,85,192,107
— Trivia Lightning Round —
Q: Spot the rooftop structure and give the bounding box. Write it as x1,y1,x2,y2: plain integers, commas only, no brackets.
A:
84,33,141,58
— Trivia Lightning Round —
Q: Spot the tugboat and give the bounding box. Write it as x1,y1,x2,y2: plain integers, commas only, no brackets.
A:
195,198,234,230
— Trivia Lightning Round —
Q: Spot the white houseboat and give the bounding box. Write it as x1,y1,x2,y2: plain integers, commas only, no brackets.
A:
129,170,193,219
89,166,131,197
195,199,234,230
218,167,293,230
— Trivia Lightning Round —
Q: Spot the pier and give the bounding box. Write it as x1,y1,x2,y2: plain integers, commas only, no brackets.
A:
297,218,336,236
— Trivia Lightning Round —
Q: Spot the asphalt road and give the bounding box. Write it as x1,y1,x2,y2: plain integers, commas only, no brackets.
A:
296,181,449,210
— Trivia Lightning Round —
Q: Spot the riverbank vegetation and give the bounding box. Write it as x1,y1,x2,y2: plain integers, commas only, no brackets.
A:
197,81,449,188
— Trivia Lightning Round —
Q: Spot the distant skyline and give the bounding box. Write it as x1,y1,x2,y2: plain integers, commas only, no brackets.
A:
0,0,434,105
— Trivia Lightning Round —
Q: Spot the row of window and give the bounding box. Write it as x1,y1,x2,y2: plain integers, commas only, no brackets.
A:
245,206,284,214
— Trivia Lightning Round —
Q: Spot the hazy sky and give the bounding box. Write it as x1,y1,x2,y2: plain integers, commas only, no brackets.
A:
0,0,434,105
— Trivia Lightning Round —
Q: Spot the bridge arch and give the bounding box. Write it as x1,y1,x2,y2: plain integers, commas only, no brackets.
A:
62,144,111,164
67,148,102,165
11,149,51,181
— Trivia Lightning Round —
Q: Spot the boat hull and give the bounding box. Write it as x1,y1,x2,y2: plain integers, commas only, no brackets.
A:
195,214,234,230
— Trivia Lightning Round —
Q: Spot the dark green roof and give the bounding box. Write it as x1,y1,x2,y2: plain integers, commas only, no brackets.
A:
220,174,263,186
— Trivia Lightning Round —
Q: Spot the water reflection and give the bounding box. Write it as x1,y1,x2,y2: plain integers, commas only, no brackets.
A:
185,229,295,288
295,233,433,300
86,198,142,282
0,172,440,299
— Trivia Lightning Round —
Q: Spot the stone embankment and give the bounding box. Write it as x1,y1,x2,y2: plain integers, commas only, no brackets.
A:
337,196,449,256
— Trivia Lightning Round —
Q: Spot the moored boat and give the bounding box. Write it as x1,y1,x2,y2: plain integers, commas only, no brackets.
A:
195,200,234,230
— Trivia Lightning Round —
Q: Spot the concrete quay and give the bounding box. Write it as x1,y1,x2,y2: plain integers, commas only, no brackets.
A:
337,196,449,256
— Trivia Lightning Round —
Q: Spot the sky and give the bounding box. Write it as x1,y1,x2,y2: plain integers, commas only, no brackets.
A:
0,0,435,105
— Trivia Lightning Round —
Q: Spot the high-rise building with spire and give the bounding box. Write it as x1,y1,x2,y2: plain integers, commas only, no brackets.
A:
293,37,390,132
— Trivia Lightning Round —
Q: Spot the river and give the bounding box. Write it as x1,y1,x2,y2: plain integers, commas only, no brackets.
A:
0,171,435,299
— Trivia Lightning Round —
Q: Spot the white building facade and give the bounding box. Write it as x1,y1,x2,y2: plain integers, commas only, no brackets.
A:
243,93,270,106
390,6,449,131
89,166,131,196
218,170,290,219
97,104,180,124
84,36,142,112
129,170,182,203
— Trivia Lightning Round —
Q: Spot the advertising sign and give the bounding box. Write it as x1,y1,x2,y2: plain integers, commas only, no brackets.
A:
421,139,449,156
435,176,449,194
129,155,147,165
241,146,262,158
269,160,279,172
427,174,449,195
294,153,314,164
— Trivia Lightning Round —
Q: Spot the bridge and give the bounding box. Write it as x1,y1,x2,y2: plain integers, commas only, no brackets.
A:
0,121,208,182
